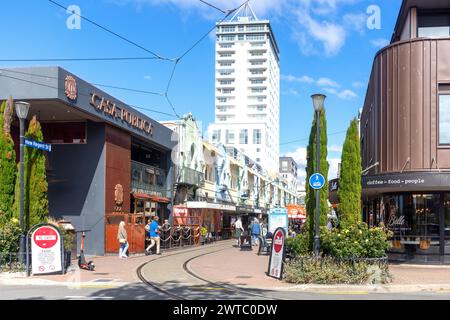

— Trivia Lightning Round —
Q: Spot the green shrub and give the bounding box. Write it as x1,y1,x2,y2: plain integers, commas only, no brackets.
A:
0,99,17,222
13,116,49,230
48,218,75,252
320,222,392,258
337,118,362,227
284,255,391,284
286,232,310,257
60,228,75,252
0,218,21,256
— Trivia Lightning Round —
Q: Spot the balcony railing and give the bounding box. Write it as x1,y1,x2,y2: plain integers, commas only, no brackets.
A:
177,166,204,186
131,161,167,197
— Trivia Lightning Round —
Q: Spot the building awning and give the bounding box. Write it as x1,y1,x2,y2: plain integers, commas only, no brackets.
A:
287,204,306,220
229,157,240,166
132,193,171,203
203,141,223,156
186,201,236,212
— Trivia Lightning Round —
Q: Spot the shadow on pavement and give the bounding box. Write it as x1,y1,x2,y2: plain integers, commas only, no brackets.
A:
90,280,280,300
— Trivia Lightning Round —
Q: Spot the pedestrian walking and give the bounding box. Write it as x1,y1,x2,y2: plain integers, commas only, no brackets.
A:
234,217,244,247
327,219,333,230
250,217,261,246
200,223,208,245
146,216,161,255
145,218,151,248
117,221,128,259
260,219,268,238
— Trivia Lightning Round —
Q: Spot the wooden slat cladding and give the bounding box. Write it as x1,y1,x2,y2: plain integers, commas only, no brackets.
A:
105,125,131,215
104,125,131,253
361,38,450,174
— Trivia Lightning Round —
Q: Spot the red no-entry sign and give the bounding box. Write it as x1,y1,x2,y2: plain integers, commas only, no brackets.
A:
268,227,286,280
273,230,284,254
33,226,58,249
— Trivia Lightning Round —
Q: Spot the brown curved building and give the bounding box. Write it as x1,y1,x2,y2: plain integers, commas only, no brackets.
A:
361,0,450,263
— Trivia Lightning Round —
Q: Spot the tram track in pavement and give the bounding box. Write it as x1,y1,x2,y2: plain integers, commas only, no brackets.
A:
136,241,282,300
136,241,231,300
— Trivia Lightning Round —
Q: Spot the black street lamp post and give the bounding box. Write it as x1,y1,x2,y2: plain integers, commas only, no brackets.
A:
15,101,30,263
311,94,326,257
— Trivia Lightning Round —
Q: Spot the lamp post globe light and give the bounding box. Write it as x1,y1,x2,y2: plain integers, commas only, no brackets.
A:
310,94,326,257
15,101,30,263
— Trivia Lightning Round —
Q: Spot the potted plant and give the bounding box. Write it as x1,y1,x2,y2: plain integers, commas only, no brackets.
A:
48,218,76,272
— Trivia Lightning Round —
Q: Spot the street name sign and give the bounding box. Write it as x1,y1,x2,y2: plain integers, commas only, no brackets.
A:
309,173,325,190
25,138,52,152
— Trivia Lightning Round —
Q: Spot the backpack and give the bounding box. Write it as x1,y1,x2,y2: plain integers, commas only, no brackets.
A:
252,222,261,235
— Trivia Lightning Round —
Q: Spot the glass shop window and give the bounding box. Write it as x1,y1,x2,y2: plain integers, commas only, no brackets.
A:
418,12,450,38
444,194,450,254
439,94,450,145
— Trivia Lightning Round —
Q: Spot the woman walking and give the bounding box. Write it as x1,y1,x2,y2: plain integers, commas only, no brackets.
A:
234,217,244,247
117,221,129,259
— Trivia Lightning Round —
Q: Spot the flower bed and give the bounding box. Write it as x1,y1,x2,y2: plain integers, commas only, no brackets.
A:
284,222,392,284
284,255,391,284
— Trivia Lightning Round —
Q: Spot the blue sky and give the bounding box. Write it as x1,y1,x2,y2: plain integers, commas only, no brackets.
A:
0,0,402,186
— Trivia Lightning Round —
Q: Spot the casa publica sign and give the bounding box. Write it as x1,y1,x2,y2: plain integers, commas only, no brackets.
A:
90,92,154,135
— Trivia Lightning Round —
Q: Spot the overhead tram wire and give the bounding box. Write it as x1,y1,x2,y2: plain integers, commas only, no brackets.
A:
0,72,177,118
162,0,248,121
279,130,348,146
45,0,247,121
0,68,164,97
198,0,227,14
0,57,162,62
47,0,173,62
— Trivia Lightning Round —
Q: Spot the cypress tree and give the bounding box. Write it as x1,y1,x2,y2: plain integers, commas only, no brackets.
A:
0,98,17,224
305,109,329,251
13,115,49,230
337,118,362,227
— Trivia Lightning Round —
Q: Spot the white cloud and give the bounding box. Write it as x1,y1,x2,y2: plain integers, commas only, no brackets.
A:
282,88,299,96
329,145,343,152
328,157,341,180
109,0,366,57
294,9,347,56
337,89,358,99
283,146,343,185
108,0,287,18
323,88,357,100
281,74,315,84
281,75,357,100
352,81,365,88
370,38,390,48
317,77,340,88
284,147,307,186
282,75,341,88
343,13,367,34
144,75,152,80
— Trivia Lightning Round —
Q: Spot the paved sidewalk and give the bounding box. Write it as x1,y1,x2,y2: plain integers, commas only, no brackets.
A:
4,241,450,295
0,244,221,287
188,245,450,294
